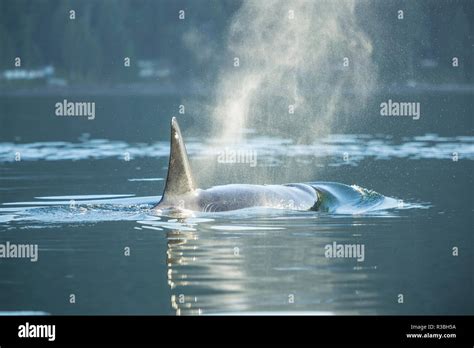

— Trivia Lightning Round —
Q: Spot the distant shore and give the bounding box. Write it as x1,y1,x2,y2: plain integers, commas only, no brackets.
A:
0,81,473,97
0,80,207,97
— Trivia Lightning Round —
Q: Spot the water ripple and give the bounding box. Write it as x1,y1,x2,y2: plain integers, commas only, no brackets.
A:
0,133,472,164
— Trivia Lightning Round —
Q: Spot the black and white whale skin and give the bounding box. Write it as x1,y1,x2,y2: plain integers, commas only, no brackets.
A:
154,118,394,214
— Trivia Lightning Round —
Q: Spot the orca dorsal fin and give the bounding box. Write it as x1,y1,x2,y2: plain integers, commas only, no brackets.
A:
162,117,195,200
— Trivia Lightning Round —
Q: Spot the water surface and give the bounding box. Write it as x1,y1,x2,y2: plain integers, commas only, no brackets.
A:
0,94,472,315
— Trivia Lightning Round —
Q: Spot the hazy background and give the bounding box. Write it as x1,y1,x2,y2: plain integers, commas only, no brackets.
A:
0,0,472,86
1,0,473,185
0,0,472,315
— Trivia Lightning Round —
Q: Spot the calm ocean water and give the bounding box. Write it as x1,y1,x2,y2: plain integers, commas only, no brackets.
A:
0,92,472,315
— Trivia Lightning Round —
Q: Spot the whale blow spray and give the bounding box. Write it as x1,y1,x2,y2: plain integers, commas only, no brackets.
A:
189,0,376,185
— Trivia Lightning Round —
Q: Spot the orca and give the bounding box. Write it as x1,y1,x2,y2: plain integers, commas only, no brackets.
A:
154,117,391,213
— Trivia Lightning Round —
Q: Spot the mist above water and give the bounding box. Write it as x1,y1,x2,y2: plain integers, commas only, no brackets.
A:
191,0,377,185
210,0,375,141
